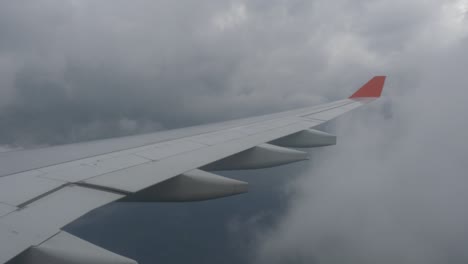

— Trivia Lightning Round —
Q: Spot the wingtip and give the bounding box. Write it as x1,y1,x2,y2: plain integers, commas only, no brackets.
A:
349,76,386,99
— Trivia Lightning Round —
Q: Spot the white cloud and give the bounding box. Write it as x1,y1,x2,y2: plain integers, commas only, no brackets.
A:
212,2,248,32
251,1,468,263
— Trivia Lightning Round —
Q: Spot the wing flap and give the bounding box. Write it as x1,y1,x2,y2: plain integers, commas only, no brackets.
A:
0,171,63,207
15,231,137,264
0,203,15,217
0,185,123,263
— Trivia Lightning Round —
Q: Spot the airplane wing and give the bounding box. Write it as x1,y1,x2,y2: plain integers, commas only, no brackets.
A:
0,76,386,264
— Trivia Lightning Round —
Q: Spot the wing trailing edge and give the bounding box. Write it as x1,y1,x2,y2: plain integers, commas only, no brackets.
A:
14,231,137,264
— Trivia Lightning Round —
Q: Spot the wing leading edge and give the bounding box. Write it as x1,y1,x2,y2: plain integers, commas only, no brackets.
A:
0,76,386,263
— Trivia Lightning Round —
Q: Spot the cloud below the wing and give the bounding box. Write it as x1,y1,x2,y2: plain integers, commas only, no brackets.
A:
251,1,468,263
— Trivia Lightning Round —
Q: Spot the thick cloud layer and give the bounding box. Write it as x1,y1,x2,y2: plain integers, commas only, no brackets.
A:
1,0,468,263
0,0,344,146
251,1,468,263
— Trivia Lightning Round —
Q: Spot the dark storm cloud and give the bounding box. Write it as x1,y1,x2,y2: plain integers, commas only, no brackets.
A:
0,0,336,146
0,2,229,144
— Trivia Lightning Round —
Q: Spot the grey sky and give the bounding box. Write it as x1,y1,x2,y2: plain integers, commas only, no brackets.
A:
1,0,468,264
0,0,397,146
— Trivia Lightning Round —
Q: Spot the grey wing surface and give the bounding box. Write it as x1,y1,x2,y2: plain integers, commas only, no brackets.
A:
0,76,386,264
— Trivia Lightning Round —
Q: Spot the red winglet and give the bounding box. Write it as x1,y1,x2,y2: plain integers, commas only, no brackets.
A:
349,76,386,98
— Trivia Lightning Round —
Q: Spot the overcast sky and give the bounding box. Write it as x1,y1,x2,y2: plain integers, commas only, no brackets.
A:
1,0,468,264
